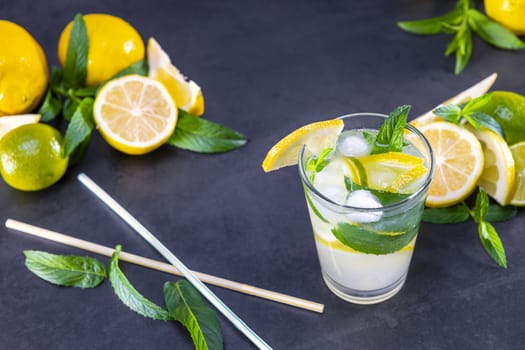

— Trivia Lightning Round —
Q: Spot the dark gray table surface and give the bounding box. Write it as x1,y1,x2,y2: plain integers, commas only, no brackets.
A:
1,0,525,349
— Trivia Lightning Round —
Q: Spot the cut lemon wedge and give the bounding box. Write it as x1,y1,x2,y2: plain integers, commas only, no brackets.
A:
147,37,204,117
357,152,427,193
418,122,484,207
0,114,41,140
262,119,344,172
510,142,525,206
466,126,515,205
93,75,178,155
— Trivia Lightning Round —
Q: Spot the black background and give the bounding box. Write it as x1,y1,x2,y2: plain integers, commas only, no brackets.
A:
1,0,525,349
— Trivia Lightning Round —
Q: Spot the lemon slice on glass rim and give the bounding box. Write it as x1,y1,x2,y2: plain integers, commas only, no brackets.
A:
261,119,344,172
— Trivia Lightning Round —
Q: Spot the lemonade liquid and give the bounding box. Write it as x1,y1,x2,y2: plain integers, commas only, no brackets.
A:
299,114,433,304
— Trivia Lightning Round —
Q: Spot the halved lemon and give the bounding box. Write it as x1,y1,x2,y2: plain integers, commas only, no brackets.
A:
93,75,178,155
0,114,41,140
510,142,525,206
147,37,204,117
467,126,515,205
357,152,428,193
418,122,484,207
261,119,344,172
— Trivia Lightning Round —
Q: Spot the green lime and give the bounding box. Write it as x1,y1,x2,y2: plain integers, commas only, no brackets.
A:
0,123,68,191
477,91,525,145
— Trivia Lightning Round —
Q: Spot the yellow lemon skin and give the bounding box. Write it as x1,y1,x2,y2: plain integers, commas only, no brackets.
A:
0,20,49,116
485,0,525,35
0,123,68,191
58,14,145,87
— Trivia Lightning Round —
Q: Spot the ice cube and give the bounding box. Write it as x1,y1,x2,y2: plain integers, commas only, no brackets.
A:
345,189,382,223
337,131,371,157
313,158,350,204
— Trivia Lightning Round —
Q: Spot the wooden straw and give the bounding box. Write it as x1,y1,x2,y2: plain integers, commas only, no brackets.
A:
5,218,324,314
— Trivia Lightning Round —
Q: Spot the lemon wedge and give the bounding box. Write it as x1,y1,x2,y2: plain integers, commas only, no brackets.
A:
93,75,178,155
466,126,515,205
418,122,484,207
0,114,41,140
262,119,344,172
147,37,204,117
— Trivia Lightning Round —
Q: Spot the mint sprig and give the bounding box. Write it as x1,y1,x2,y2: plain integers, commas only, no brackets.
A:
23,245,224,349
422,188,511,268
371,105,410,154
398,0,525,74
433,93,504,136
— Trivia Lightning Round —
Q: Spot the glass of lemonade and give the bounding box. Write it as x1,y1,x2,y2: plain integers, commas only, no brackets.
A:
299,113,434,304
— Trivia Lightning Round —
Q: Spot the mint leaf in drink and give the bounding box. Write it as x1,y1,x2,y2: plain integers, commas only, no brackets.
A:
168,110,247,153
164,280,223,350
371,105,410,154
307,147,333,181
64,97,94,159
24,250,106,288
467,9,525,49
478,221,507,268
422,204,471,224
332,222,417,255
63,13,88,89
109,245,171,321
344,176,410,206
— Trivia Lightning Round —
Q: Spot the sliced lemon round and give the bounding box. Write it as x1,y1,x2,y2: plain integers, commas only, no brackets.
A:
147,37,204,117
509,142,525,206
93,74,178,155
357,152,427,193
261,119,344,172
466,126,515,205
419,122,484,207
0,114,41,140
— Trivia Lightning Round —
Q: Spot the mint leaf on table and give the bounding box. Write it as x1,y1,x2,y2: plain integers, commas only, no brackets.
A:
24,250,106,288
397,8,462,35
109,245,171,321
478,221,507,268
371,104,410,154
64,97,94,159
63,13,88,89
168,109,247,153
433,94,504,136
164,280,223,350
39,89,63,122
485,204,517,222
467,9,525,50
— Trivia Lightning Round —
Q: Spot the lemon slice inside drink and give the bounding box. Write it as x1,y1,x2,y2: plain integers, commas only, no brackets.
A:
357,152,427,193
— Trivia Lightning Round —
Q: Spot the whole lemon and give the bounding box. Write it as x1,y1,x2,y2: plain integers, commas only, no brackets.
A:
0,123,68,191
485,0,525,35
58,14,145,87
0,20,49,116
